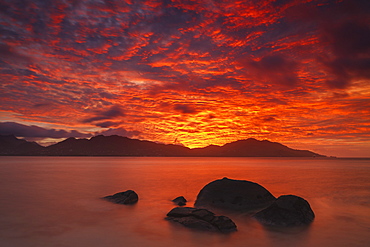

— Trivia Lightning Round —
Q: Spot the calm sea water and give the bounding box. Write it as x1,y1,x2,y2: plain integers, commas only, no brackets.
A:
0,157,369,247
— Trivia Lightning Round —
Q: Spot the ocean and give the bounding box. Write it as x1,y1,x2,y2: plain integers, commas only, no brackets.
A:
0,157,369,247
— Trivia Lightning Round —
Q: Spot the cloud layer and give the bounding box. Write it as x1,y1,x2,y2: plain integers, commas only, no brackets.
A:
0,0,369,156
0,122,89,138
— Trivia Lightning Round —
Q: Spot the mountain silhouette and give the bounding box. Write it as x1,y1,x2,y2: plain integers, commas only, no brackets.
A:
45,135,190,156
0,135,324,157
0,135,44,155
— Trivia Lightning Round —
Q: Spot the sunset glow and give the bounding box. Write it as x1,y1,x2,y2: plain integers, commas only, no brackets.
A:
1,0,369,157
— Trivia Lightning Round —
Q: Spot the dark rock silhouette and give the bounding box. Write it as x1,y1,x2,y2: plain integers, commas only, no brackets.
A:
195,177,276,213
166,207,237,233
254,195,315,227
192,138,321,157
103,190,138,205
0,134,325,157
172,196,187,206
45,135,191,156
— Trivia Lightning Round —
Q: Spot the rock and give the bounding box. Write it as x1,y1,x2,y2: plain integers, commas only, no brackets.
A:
166,207,237,233
211,215,237,232
172,196,187,206
195,177,276,212
254,195,315,227
191,208,215,222
167,206,195,217
168,216,219,231
103,190,138,204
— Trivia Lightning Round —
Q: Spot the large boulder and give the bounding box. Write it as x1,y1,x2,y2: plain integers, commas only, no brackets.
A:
195,177,276,212
172,196,187,206
254,195,315,227
166,207,237,233
103,190,138,204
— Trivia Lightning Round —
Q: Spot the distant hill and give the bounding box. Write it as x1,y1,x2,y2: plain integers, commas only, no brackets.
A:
0,135,44,155
45,135,190,156
0,135,324,157
190,138,322,157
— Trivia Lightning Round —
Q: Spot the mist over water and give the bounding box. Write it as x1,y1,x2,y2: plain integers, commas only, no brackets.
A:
0,157,369,247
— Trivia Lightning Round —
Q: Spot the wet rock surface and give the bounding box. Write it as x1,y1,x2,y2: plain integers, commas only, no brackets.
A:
195,177,276,212
166,207,237,233
254,195,315,227
172,196,187,206
103,190,138,204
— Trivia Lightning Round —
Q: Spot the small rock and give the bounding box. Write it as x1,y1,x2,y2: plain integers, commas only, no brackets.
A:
103,190,138,204
166,207,237,233
168,216,218,231
191,208,215,221
211,215,238,232
166,206,195,217
172,196,187,206
254,195,315,227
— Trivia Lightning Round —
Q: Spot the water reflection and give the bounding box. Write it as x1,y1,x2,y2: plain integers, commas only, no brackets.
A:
0,157,369,247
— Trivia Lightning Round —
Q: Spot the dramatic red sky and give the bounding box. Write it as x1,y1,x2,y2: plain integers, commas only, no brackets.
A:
1,0,369,157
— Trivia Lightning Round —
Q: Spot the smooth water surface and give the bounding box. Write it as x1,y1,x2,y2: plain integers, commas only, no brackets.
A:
0,157,369,247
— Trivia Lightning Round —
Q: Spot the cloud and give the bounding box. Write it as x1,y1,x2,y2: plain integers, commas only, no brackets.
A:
0,43,33,66
94,121,121,128
242,54,300,87
174,104,198,114
283,0,370,89
263,98,288,105
83,105,125,123
327,22,370,58
96,127,141,138
320,21,370,89
0,122,90,138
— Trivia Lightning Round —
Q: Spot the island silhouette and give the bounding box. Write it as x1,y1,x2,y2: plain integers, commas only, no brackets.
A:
0,134,324,157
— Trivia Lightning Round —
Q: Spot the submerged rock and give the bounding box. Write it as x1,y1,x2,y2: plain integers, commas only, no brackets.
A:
103,190,138,204
172,196,187,206
166,207,237,233
254,195,315,227
195,177,276,212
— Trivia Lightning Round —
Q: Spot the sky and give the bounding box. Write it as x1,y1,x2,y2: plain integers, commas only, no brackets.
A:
0,0,369,157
